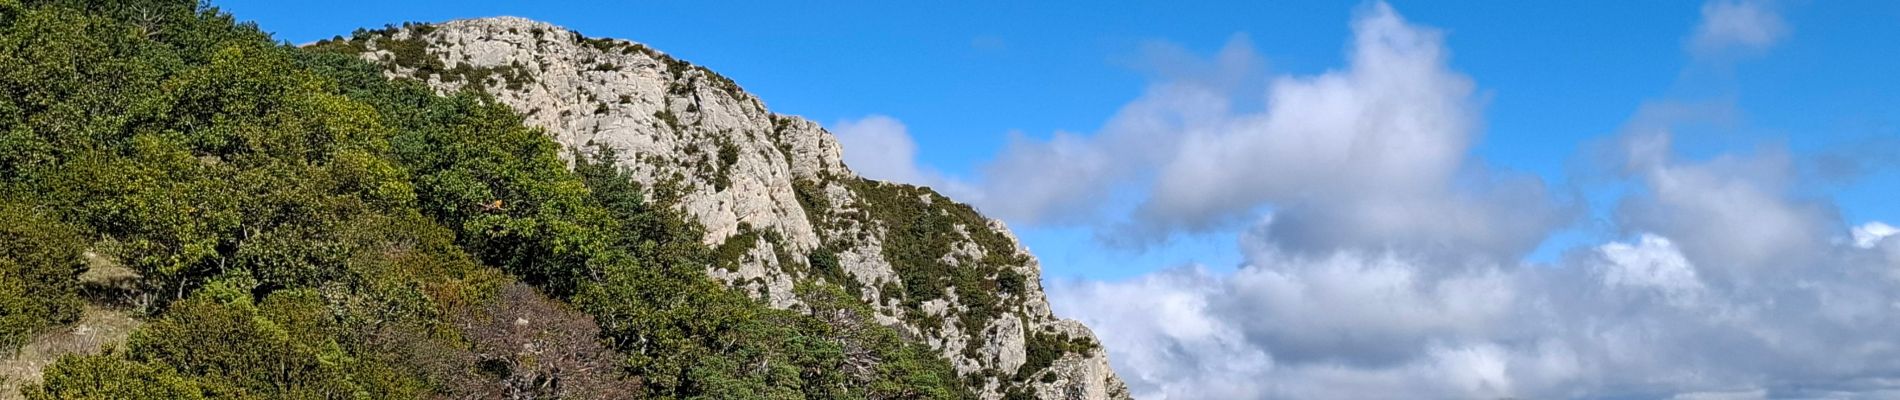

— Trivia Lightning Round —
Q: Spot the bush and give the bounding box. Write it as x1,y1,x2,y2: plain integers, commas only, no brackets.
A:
23,354,205,400
3,2,982,398
0,202,87,349
1016,332,1097,382
119,291,429,398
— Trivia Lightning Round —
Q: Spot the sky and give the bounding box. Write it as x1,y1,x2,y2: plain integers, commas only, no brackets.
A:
224,1,1900,398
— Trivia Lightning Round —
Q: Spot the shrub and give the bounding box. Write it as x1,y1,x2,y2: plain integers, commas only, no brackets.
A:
0,203,88,349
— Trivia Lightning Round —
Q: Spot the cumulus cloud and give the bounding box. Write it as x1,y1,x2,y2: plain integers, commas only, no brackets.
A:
1615,133,1841,286
835,3,1900,396
832,115,926,183
1043,1,1900,399
1055,215,1900,399
830,115,978,199
976,3,1572,258
973,37,1265,226
1854,222,1897,248
1596,234,1706,307
1137,4,1480,230
1690,0,1788,56
1046,266,1274,398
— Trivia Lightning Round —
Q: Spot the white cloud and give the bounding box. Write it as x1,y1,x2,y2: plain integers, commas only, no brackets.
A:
1853,222,1897,249
1596,234,1706,307
829,115,978,199
973,2,1572,258
1690,0,1788,56
839,7,1578,258
1046,267,1272,399
1039,2,1900,399
977,129,1120,224
1055,220,1900,399
1048,257,1529,400
826,1,1900,397
832,115,925,184
1615,133,1839,287
973,38,1264,226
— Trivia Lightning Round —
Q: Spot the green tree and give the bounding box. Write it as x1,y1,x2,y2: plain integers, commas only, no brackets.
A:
5,1,982,398
24,354,205,400
0,201,87,349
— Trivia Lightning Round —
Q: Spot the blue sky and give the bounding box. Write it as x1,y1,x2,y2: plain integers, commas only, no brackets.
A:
226,0,1899,283
225,2,1900,397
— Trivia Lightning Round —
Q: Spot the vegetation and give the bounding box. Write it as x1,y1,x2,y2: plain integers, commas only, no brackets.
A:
0,204,87,350
712,136,740,191
439,60,537,92
571,147,968,399
1017,332,1096,382
841,179,1028,338
0,1,971,398
788,174,1076,394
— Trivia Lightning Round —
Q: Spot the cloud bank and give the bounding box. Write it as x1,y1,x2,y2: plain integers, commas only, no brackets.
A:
1052,126,1900,397
830,1,1900,398
1034,2,1900,399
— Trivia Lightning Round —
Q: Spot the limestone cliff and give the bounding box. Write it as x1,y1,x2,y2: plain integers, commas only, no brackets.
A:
329,17,1130,399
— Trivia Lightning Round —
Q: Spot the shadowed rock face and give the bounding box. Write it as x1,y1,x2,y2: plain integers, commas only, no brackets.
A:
333,17,1130,400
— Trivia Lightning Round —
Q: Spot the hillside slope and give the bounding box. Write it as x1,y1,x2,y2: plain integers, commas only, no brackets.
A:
319,17,1130,399
5,1,973,398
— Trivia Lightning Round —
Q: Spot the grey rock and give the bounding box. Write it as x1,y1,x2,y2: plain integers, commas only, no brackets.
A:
343,17,1130,399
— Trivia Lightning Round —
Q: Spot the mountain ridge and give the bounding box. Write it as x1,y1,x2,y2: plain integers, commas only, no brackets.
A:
318,16,1131,400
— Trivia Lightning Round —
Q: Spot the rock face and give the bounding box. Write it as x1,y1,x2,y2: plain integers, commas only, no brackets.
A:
334,17,1130,399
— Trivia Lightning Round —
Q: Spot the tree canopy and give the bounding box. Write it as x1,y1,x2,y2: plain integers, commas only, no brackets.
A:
0,1,969,398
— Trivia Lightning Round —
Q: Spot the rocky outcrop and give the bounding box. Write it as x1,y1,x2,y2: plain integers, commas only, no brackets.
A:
332,17,1129,399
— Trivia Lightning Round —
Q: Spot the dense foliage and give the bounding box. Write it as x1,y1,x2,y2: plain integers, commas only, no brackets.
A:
572,148,965,399
0,0,969,398
0,203,88,349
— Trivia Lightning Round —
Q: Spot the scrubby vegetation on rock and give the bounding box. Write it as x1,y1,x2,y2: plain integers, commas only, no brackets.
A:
0,1,970,398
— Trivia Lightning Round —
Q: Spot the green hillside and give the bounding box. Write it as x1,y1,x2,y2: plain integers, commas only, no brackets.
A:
0,1,967,398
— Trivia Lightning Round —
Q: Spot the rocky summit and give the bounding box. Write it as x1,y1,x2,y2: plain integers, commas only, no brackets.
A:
333,17,1130,400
